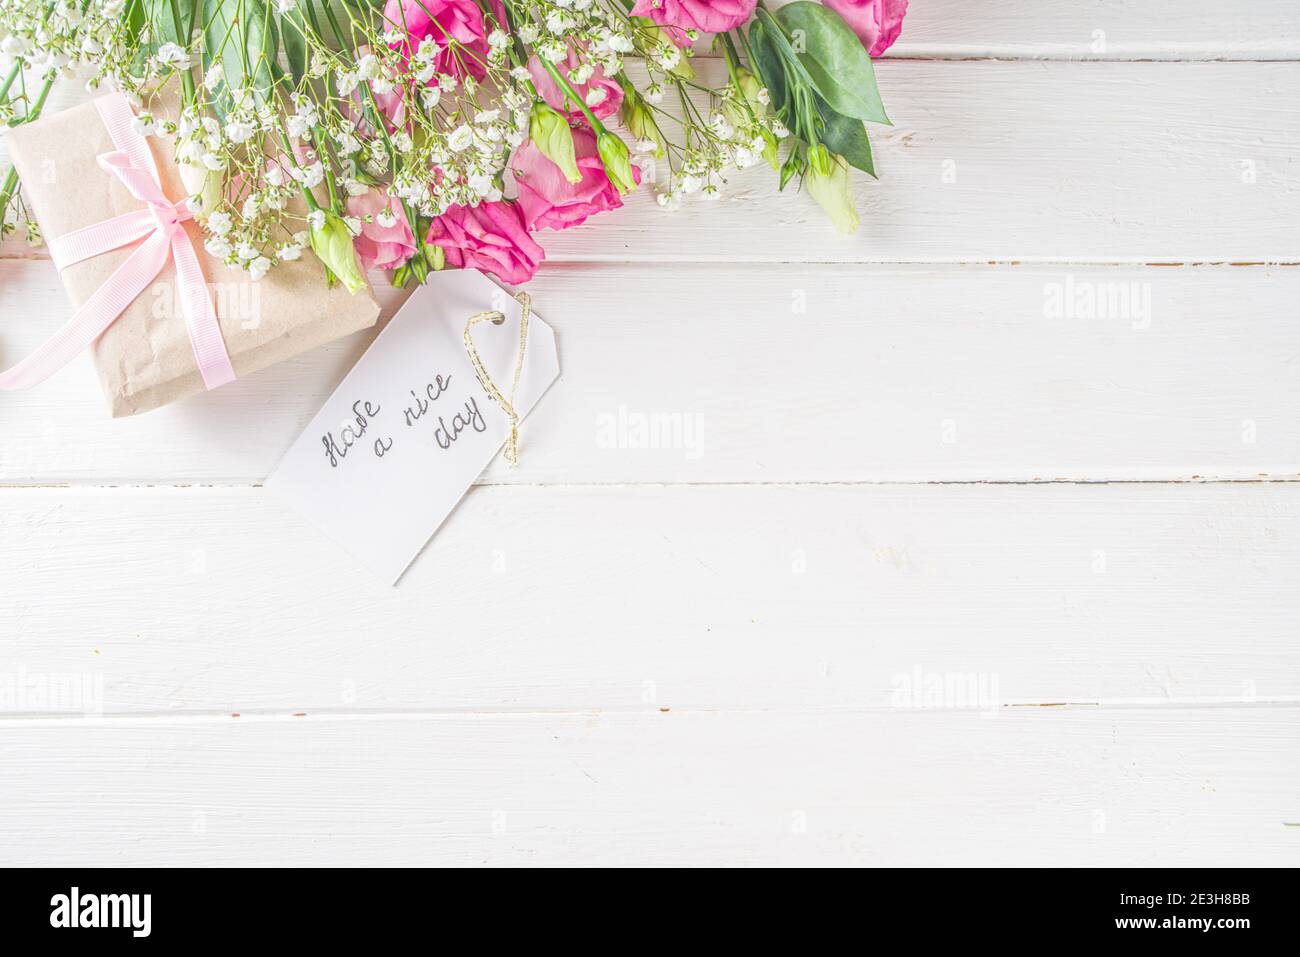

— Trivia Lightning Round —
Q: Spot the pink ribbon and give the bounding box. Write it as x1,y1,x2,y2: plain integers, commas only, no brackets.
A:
0,92,235,392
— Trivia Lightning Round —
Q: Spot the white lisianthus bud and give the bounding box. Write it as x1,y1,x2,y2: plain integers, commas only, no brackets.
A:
181,163,222,216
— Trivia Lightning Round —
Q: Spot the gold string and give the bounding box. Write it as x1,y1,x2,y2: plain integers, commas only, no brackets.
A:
463,291,531,467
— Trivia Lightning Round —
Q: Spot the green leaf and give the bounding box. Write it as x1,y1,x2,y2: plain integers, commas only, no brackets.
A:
202,0,280,116
815,97,874,177
773,1,890,125
280,4,309,86
746,19,788,118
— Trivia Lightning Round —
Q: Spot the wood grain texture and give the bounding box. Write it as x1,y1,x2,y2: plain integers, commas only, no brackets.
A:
0,708,1295,866
3,262,1298,484
795,0,1300,60
3,483,1297,714
6,62,1299,264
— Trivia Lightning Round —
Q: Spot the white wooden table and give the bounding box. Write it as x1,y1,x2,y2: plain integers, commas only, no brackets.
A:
2,0,1298,866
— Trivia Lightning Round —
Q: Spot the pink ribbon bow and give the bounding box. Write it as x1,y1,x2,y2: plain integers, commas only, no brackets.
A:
0,92,235,392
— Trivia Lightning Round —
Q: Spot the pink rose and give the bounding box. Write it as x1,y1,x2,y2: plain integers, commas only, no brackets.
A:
820,0,908,56
346,189,416,272
528,47,623,122
629,0,756,37
382,0,507,81
426,200,545,285
513,126,640,231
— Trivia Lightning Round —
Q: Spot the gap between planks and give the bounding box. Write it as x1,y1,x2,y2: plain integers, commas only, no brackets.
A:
4,478,1300,490
2,698,1298,726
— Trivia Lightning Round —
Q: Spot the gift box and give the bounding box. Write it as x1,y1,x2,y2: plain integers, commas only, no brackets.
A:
4,90,380,416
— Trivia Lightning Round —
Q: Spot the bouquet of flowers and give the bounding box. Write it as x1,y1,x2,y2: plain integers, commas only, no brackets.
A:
0,0,906,289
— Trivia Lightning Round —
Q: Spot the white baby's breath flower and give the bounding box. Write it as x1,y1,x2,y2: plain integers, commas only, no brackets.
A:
335,131,361,156
131,114,156,137
225,119,254,143
732,146,758,169
343,216,362,236
341,176,369,197
277,242,303,261
206,210,232,235
308,209,326,231
275,0,297,13
154,42,189,68
248,255,272,280
294,161,325,188
286,113,313,138
657,46,681,71
356,53,379,81
335,70,359,95
201,152,225,171
420,86,441,109
204,235,232,258
447,124,473,152
203,64,223,91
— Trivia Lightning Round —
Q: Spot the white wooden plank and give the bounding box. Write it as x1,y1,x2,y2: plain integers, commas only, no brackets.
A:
0,707,1294,866
801,0,1300,61
3,262,1297,484
2,483,1297,714
6,62,1299,265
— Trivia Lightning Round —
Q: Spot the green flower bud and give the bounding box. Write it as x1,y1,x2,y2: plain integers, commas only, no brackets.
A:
596,130,637,196
529,101,582,184
308,210,367,294
736,68,764,111
804,149,860,235
620,90,665,160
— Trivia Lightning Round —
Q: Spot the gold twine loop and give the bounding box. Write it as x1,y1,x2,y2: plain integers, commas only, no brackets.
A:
463,291,531,467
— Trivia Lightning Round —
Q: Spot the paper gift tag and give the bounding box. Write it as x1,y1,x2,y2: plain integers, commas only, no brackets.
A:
266,269,559,583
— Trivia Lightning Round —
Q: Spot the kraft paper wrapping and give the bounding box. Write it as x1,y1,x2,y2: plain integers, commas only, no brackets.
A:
6,94,381,417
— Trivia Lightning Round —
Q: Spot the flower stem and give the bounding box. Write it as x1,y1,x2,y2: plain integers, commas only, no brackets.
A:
538,56,604,132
